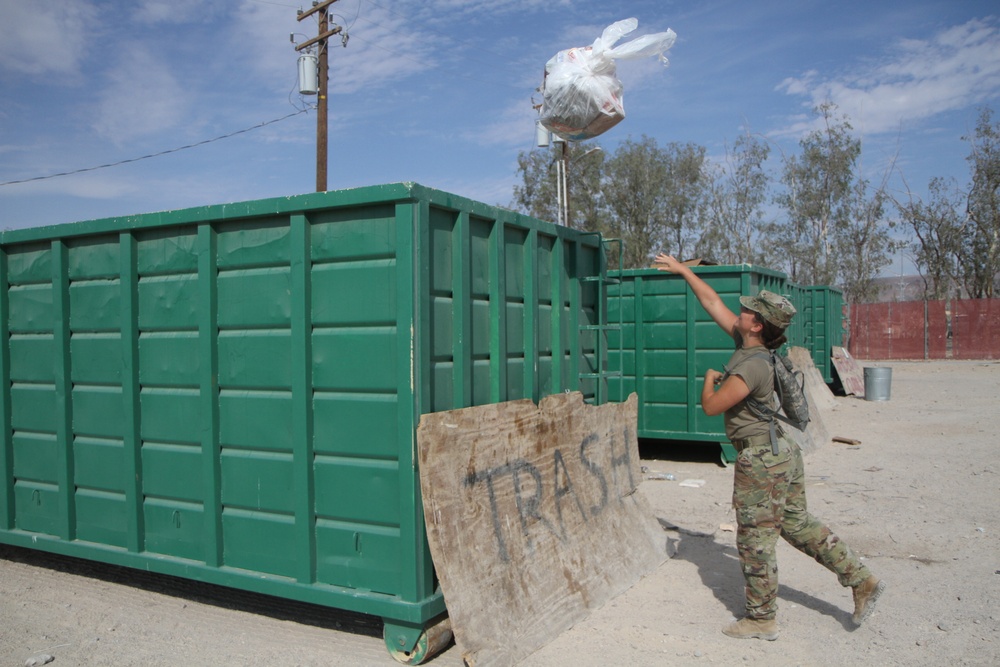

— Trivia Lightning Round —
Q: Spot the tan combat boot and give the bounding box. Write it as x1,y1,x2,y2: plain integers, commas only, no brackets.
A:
722,617,779,640
851,575,886,625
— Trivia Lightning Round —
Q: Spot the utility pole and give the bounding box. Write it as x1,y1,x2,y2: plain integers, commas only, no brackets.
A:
296,0,342,192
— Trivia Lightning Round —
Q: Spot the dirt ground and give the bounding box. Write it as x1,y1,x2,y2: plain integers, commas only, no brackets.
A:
1,360,998,667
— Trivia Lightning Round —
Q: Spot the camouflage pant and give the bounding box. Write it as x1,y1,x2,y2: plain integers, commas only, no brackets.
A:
733,434,871,620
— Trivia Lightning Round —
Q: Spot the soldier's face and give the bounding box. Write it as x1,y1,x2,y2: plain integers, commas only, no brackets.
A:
738,307,763,335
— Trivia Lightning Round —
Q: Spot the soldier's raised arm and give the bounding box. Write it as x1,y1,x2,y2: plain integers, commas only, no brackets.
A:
653,254,738,336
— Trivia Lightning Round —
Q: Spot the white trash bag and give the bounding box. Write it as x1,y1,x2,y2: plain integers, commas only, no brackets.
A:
539,18,676,141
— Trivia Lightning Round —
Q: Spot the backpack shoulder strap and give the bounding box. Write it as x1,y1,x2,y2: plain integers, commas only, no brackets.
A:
743,350,798,425
739,350,785,456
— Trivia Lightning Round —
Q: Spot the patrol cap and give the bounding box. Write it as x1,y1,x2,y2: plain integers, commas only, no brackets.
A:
739,290,796,328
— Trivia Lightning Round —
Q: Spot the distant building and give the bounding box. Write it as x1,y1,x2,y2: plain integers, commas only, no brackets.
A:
870,274,929,302
867,274,984,302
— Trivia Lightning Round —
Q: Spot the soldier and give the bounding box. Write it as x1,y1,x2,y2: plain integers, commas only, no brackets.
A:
654,254,885,640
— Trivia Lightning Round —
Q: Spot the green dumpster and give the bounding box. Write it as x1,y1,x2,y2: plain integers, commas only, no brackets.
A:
783,282,809,350
799,285,843,383
0,182,606,663
607,265,787,461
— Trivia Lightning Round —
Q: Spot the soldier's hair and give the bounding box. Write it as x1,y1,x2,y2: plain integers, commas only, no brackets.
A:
750,311,788,350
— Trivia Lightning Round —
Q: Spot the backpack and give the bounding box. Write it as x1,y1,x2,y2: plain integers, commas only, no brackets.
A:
744,350,810,454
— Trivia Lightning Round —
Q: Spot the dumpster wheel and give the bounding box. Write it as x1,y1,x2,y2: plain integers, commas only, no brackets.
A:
384,616,453,665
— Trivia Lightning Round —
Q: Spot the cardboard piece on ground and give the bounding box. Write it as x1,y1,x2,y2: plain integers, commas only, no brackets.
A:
831,346,866,396
417,392,667,667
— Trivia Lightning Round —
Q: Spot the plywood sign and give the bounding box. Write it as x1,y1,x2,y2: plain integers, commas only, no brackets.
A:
832,345,866,396
417,392,667,667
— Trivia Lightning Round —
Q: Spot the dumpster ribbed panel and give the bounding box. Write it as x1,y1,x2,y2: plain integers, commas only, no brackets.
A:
0,248,11,530
53,241,75,541
0,183,605,633
120,232,143,554
196,224,222,568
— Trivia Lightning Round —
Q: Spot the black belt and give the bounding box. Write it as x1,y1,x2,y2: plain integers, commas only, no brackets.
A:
731,433,773,452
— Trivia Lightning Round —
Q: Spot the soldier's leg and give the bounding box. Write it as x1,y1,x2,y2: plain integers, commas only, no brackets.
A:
733,445,794,619
779,439,871,588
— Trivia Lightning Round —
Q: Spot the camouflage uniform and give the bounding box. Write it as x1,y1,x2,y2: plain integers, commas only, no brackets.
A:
724,291,873,621
733,419,872,620
708,290,884,628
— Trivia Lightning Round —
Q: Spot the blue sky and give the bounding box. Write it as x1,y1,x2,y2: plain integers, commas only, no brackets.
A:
2,0,999,257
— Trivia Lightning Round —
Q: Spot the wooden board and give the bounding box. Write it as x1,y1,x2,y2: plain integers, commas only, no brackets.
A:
786,346,833,454
787,346,837,412
417,392,667,667
831,346,866,396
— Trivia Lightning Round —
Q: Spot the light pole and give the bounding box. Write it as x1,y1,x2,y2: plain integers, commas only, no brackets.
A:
569,145,602,228
536,122,601,227
535,121,603,227
556,140,602,228
554,136,567,226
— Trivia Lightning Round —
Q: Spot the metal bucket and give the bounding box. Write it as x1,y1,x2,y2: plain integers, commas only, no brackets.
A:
863,366,892,401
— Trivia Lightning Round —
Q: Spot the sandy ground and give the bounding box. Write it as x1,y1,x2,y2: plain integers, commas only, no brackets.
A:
1,360,998,667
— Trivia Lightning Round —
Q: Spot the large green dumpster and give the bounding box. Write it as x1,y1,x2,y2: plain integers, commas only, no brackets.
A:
607,265,787,460
0,182,606,662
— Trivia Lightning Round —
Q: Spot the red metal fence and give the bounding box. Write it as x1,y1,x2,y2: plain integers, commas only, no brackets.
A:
848,299,1000,360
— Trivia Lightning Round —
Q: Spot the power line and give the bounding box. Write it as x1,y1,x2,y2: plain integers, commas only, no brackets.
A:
0,108,311,188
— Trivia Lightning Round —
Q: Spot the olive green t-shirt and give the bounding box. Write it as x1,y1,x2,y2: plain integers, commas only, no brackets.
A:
723,343,776,441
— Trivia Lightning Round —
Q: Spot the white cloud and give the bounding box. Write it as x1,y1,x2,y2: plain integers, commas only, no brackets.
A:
234,0,301,87
92,44,189,143
133,0,215,24
318,5,436,94
472,98,542,149
0,168,138,201
775,18,1000,137
0,0,99,76
423,0,572,18
232,0,433,96
776,71,816,98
